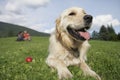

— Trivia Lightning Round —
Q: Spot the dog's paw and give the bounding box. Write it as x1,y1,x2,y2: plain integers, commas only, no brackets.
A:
80,58,85,63
58,68,73,80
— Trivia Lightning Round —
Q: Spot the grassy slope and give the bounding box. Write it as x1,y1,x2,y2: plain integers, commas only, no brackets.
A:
0,37,119,80
0,21,49,37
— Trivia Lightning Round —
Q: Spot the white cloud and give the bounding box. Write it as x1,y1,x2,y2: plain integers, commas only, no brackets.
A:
0,0,51,23
0,13,29,26
4,0,50,14
44,27,55,33
28,23,55,33
29,23,49,32
93,14,120,27
30,23,55,33
23,0,50,8
0,0,51,33
90,14,120,33
5,2,19,13
0,14,20,22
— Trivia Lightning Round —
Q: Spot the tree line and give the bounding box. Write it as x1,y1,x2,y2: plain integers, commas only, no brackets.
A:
92,25,120,41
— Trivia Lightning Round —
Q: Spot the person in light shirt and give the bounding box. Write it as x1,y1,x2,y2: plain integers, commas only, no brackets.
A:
23,30,31,41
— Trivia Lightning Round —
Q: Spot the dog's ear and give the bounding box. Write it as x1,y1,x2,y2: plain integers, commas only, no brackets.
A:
56,17,60,28
55,17,61,39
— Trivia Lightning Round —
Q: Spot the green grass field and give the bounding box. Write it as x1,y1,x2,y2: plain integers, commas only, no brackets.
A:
0,37,120,80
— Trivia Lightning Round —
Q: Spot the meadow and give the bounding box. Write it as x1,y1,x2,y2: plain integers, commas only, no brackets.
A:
0,37,120,80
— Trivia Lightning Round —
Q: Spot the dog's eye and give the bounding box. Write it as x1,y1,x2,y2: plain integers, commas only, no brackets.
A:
69,12,76,16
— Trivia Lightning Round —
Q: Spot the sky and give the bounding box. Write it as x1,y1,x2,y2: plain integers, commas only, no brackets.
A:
0,0,120,33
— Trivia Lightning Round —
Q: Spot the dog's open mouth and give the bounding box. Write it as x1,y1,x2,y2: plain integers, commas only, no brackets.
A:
67,26,90,41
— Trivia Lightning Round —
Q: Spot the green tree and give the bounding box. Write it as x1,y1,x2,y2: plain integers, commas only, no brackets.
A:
117,33,120,40
99,24,118,41
92,30,99,40
99,25,109,40
107,24,117,41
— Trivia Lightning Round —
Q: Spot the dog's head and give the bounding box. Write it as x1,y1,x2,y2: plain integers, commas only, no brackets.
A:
56,7,93,41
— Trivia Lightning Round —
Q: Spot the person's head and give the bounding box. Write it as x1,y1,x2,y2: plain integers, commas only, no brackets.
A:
18,31,22,34
24,30,27,33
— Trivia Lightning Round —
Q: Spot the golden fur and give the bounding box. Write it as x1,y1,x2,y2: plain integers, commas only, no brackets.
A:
46,7,101,80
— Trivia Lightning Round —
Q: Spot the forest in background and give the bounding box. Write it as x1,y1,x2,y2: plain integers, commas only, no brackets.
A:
92,24,120,41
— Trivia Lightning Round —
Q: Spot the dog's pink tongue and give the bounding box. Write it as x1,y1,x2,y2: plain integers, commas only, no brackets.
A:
79,32,90,40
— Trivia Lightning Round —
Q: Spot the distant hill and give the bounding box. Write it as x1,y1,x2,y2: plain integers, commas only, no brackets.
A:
0,21,50,37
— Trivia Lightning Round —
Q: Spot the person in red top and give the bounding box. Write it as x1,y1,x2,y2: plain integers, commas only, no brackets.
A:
23,30,31,41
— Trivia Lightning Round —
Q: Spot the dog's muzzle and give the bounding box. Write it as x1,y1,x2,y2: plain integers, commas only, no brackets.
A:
67,15,93,41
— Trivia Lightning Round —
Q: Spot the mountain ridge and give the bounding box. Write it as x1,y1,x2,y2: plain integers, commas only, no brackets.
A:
0,21,49,37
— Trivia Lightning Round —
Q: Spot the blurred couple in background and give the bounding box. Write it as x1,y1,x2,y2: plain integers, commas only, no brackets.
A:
17,30,31,41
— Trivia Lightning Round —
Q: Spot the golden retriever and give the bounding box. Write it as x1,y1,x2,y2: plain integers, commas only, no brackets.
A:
46,7,101,80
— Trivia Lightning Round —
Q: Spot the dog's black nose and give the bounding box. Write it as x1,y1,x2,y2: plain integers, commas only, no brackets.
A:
84,15,93,23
